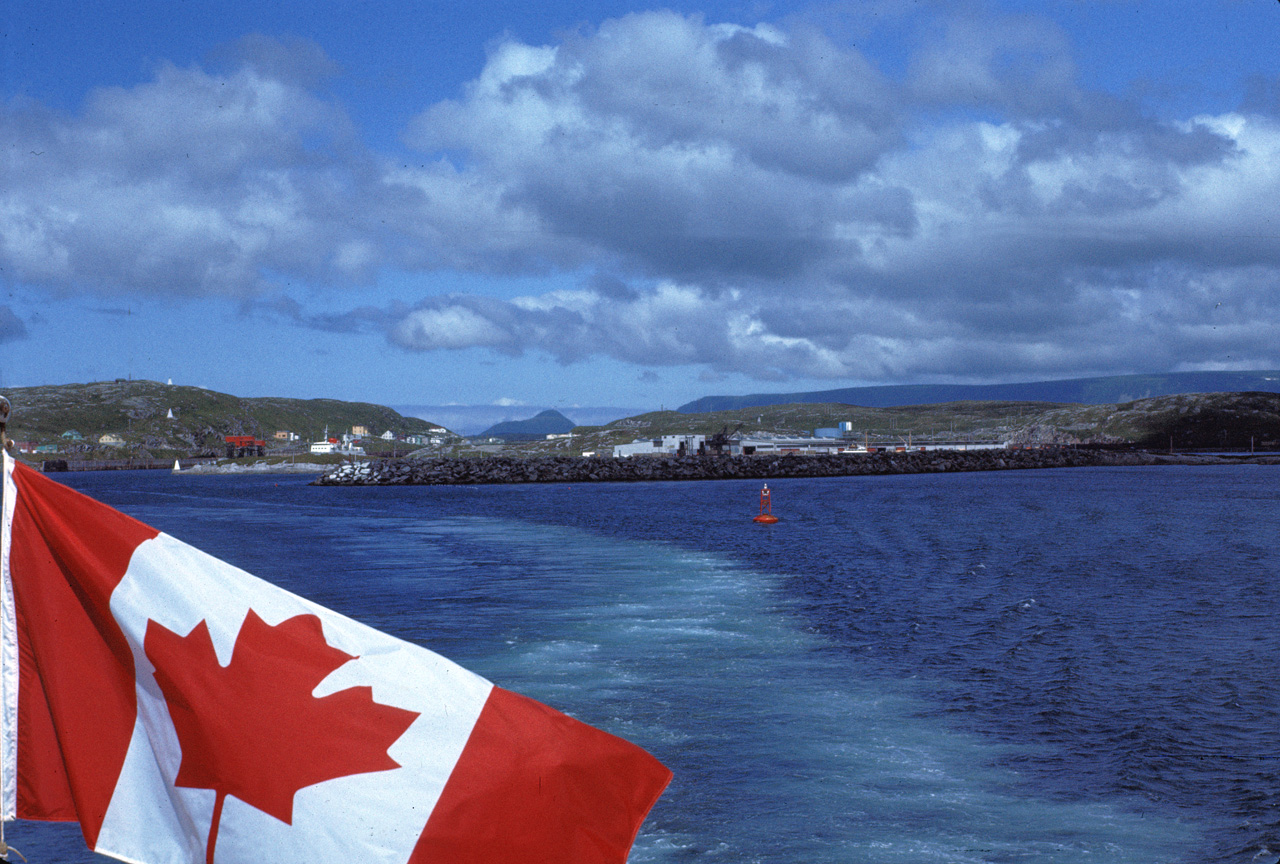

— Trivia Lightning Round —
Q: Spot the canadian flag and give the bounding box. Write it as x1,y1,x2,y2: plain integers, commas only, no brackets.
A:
0,454,670,864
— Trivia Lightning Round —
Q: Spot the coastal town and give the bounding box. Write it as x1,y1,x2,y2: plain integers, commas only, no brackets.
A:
5,377,1279,480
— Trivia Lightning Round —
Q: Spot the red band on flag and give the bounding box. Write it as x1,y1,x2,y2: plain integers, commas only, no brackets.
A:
409,686,672,864
7,462,157,843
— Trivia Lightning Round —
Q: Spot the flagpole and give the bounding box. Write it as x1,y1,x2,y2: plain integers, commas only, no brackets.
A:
0,395,8,855
0,394,23,862
0,397,4,857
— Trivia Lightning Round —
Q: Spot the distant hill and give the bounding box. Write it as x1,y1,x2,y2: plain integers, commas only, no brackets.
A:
4,380,443,455
678,371,1280,413
562,392,1280,453
395,404,646,436
479,409,576,441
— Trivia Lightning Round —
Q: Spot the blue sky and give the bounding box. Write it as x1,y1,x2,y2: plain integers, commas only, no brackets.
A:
3,1,1279,431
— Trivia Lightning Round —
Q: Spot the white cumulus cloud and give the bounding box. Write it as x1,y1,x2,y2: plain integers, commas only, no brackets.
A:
6,11,1280,385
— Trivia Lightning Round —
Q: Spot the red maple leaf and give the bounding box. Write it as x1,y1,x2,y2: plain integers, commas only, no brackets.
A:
145,611,420,864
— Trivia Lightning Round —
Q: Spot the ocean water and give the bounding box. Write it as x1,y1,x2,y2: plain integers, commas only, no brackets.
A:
9,465,1279,863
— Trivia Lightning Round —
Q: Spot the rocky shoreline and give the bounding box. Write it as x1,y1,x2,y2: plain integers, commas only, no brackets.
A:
311,448,1278,486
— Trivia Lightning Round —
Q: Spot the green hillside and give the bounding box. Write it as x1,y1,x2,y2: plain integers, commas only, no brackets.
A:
1024,391,1280,449
562,400,1075,453
3,380,445,457
553,392,1280,455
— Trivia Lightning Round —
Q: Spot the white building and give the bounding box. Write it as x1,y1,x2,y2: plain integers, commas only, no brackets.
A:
612,434,706,458
613,439,661,457
728,437,1007,455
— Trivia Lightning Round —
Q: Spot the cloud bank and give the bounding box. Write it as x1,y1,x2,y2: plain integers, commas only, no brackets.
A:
3,11,1279,384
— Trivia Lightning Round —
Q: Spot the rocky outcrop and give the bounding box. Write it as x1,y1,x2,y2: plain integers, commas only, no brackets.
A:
311,448,1256,486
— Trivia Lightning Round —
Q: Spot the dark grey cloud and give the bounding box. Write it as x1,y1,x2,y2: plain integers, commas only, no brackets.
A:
207,33,342,88
407,11,909,283
249,295,400,334
907,12,1079,116
0,306,28,342
565,15,899,182
92,306,136,317
1241,75,1280,117
587,274,640,302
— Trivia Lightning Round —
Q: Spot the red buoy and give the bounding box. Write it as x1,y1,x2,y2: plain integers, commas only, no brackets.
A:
753,483,779,523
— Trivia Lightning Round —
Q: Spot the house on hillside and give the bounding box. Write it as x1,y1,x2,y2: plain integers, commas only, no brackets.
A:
380,430,396,441
98,433,125,447
61,430,83,441
352,425,369,438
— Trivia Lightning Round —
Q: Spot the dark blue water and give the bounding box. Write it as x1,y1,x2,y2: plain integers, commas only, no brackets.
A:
10,466,1279,863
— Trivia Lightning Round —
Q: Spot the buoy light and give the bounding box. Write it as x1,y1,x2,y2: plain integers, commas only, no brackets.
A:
753,483,779,523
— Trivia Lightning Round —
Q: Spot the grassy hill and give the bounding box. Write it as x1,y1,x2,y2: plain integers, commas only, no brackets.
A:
3,380,446,458
541,392,1280,455
1021,391,1280,449
583,400,1061,443
557,400,1077,455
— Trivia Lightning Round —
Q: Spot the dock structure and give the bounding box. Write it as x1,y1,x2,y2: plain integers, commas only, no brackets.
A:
224,435,267,458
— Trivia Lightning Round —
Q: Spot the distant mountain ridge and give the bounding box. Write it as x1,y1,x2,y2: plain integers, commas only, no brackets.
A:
678,371,1280,413
395,404,645,436
479,409,576,440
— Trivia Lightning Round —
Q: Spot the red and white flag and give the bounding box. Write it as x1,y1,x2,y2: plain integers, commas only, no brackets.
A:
0,454,671,864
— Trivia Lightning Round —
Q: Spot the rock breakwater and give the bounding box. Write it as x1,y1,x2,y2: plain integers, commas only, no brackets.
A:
310,448,1235,486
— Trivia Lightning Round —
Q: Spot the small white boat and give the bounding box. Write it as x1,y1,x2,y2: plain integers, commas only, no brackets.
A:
171,459,182,474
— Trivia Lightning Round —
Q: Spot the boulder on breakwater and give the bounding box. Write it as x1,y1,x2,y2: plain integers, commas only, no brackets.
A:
309,448,1225,487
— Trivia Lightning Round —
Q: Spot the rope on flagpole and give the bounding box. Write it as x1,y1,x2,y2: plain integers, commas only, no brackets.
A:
0,832,26,862
0,394,9,454
0,395,26,863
